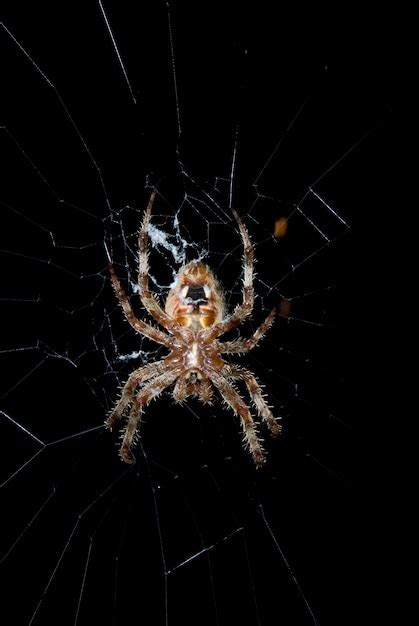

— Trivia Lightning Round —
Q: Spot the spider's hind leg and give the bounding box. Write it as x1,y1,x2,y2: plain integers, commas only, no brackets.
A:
228,365,281,436
210,371,266,467
105,360,166,431
118,368,179,464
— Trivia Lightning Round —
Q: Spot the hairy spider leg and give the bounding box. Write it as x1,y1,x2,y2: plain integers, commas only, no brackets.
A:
120,368,180,464
137,191,181,332
205,208,254,341
209,370,266,467
173,376,192,402
109,264,172,348
218,308,276,353
106,360,167,430
197,376,213,403
227,364,281,435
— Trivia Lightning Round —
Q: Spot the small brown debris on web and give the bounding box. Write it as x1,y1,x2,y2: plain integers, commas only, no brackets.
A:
279,298,291,317
274,217,288,238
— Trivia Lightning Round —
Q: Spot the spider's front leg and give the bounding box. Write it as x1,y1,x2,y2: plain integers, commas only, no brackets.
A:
205,208,255,342
109,265,172,348
137,191,181,333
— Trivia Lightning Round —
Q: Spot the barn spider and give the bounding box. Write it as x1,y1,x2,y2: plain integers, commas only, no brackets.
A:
106,191,281,467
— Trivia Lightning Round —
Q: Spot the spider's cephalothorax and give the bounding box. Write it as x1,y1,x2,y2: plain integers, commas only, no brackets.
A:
106,191,281,467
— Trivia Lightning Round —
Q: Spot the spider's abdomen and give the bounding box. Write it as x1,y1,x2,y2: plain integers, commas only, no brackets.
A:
165,261,225,330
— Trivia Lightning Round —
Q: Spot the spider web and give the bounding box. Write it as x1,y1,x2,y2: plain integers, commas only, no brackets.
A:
0,2,389,625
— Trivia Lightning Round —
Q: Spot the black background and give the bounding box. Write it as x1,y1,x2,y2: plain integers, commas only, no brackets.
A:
1,2,392,625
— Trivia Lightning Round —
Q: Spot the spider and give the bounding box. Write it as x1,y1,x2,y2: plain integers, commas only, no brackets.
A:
106,191,281,467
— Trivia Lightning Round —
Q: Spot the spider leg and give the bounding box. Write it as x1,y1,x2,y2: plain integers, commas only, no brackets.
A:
218,309,276,354
173,376,191,402
204,208,254,341
137,191,181,332
227,365,281,436
105,360,167,431
209,370,265,467
198,376,213,404
119,368,180,464
110,265,172,348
